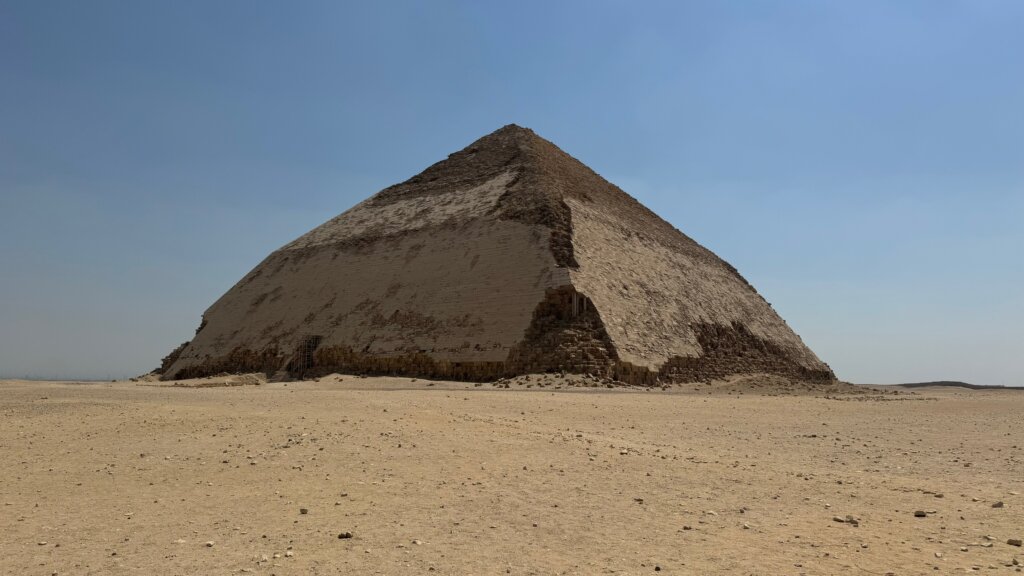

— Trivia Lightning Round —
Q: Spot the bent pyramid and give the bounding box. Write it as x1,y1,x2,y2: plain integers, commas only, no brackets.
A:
160,125,833,385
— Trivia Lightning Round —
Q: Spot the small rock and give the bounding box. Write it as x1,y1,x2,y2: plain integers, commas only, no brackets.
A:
412,539,422,545
300,508,309,514
833,516,846,523
1009,539,1023,547
935,552,943,558
338,532,353,539
205,541,215,547
284,550,294,557
914,510,928,518
993,501,1005,509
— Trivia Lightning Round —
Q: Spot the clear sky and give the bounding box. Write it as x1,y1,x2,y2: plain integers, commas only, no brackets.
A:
1,1,1021,384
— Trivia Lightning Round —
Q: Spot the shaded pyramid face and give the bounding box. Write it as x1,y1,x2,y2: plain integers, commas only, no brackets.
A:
161,125,834,384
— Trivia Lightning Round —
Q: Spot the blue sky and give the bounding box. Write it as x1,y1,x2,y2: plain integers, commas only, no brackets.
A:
1,1,1021,384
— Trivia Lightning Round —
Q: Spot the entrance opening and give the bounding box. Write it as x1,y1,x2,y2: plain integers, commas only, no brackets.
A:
292,335,323,374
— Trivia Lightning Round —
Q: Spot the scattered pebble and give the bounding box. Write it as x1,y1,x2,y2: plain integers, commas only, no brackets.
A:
338,532,353,539
833,515,859,526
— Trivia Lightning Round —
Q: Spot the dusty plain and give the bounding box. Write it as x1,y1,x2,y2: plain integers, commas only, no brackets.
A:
1,376,1022,575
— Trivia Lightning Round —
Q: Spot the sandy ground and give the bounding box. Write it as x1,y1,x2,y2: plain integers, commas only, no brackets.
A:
1,376,1022,575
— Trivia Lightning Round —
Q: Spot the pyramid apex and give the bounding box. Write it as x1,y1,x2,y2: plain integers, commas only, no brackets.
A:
475,123,542,145
495,123,532,133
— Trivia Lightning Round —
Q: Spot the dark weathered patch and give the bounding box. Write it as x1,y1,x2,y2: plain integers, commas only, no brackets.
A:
506,286,616,373
658,322,835,383
169,347,286,380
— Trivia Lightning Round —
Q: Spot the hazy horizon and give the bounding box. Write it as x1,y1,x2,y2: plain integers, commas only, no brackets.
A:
2,1,1021,385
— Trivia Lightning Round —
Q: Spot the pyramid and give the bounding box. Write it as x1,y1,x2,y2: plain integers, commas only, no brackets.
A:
160,125,834,385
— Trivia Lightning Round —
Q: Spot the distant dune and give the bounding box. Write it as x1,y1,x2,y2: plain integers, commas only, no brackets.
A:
895,381,1021,390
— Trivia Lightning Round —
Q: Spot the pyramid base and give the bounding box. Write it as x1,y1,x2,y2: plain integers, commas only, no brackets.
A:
161,346,833,387
161,288,834,386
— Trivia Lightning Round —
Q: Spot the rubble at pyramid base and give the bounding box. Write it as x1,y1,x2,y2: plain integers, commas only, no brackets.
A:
162,286,834,386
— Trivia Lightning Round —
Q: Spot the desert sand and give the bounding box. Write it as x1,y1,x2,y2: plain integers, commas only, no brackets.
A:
1,376,1021,575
